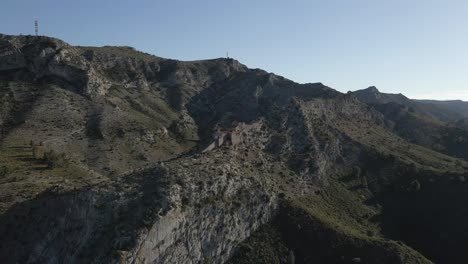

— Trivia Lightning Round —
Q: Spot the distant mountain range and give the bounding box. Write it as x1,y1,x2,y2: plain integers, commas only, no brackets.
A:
352,86,468,122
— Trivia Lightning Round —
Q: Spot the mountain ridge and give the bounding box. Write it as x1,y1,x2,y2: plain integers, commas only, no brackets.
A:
352,86,468,121
1,34,468,263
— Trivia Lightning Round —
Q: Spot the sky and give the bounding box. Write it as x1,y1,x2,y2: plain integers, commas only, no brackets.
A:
1,0,468,100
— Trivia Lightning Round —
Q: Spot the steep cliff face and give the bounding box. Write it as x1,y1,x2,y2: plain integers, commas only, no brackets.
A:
2,34,468,264
0,154,278,264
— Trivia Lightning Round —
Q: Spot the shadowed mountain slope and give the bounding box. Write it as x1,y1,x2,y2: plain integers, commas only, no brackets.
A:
352,87,468,161
352,86,464,122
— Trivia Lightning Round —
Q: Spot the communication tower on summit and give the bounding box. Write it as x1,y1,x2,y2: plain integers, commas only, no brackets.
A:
35,19,38,36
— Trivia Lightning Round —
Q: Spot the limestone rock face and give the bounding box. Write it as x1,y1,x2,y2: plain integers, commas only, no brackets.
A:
125,166,278,264
1,34,451,264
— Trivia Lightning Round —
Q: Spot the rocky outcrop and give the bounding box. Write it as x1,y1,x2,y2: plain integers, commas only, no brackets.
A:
0,141,279,264
125,162,278,264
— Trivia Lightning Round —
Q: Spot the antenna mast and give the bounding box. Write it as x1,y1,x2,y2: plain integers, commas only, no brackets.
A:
35,19,38,36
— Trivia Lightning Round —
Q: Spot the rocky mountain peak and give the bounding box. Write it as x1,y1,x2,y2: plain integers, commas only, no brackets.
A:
365,85,379,92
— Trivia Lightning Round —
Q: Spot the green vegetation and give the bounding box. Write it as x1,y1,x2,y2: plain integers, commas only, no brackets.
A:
0,136,102,214
228,225,291,264
202,255,214,264
230,174,432,264
78,46,162,62
0,165,8,177
338,117,468,173
43,150,67,168
291,179,380,240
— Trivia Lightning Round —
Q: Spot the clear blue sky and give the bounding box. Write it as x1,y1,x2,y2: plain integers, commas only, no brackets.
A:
2,0,468,100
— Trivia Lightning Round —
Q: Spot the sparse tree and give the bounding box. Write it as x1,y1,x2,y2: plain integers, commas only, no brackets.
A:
408,179,421,192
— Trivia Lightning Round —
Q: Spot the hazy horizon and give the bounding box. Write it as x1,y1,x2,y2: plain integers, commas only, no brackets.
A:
2,0,468,100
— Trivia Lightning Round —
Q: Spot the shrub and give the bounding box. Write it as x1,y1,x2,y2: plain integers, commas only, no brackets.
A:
360,174,368,188
44,150,67,168
408,179,421,192
203,255,213,264
0,165,8,177
353,166,362,178
142,209,155,227
32,145,45,160
288,251,296,264
136,153,147,161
